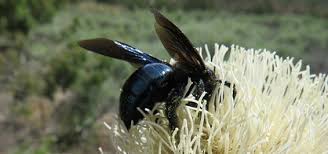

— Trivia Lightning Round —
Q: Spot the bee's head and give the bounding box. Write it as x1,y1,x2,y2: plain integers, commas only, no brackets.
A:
202,68,217,83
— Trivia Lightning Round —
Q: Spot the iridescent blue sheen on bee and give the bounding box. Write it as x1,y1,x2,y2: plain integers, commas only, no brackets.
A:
78,10,236,131
120,63,175,129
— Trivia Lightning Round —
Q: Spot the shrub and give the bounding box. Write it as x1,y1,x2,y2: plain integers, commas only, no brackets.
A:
0,0,72,33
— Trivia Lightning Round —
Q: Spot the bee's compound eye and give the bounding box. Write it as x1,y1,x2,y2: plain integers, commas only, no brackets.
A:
203,69,216,80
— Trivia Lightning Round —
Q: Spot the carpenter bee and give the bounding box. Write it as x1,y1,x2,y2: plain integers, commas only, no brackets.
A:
78,10,236,130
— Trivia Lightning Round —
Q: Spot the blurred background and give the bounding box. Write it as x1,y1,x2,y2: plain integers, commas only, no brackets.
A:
0,0,327,153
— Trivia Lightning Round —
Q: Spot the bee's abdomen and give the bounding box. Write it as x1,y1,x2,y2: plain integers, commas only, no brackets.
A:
119,63,174,129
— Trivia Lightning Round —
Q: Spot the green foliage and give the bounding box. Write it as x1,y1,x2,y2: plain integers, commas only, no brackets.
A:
44,48,86,98
96,0,328,17
0,37,46,100
15,137,54,154
0,0,73,33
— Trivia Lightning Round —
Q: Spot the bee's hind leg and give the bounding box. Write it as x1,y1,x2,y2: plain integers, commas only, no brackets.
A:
166,87,184,131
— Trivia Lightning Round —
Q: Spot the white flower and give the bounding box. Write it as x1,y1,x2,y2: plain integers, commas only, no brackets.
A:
104,44,328,153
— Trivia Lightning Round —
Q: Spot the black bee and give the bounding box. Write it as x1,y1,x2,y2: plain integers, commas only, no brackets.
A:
78,10,236,130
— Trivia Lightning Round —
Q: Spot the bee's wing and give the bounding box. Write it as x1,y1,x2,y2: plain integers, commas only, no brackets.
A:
79,38,162,67
151,9,206,73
